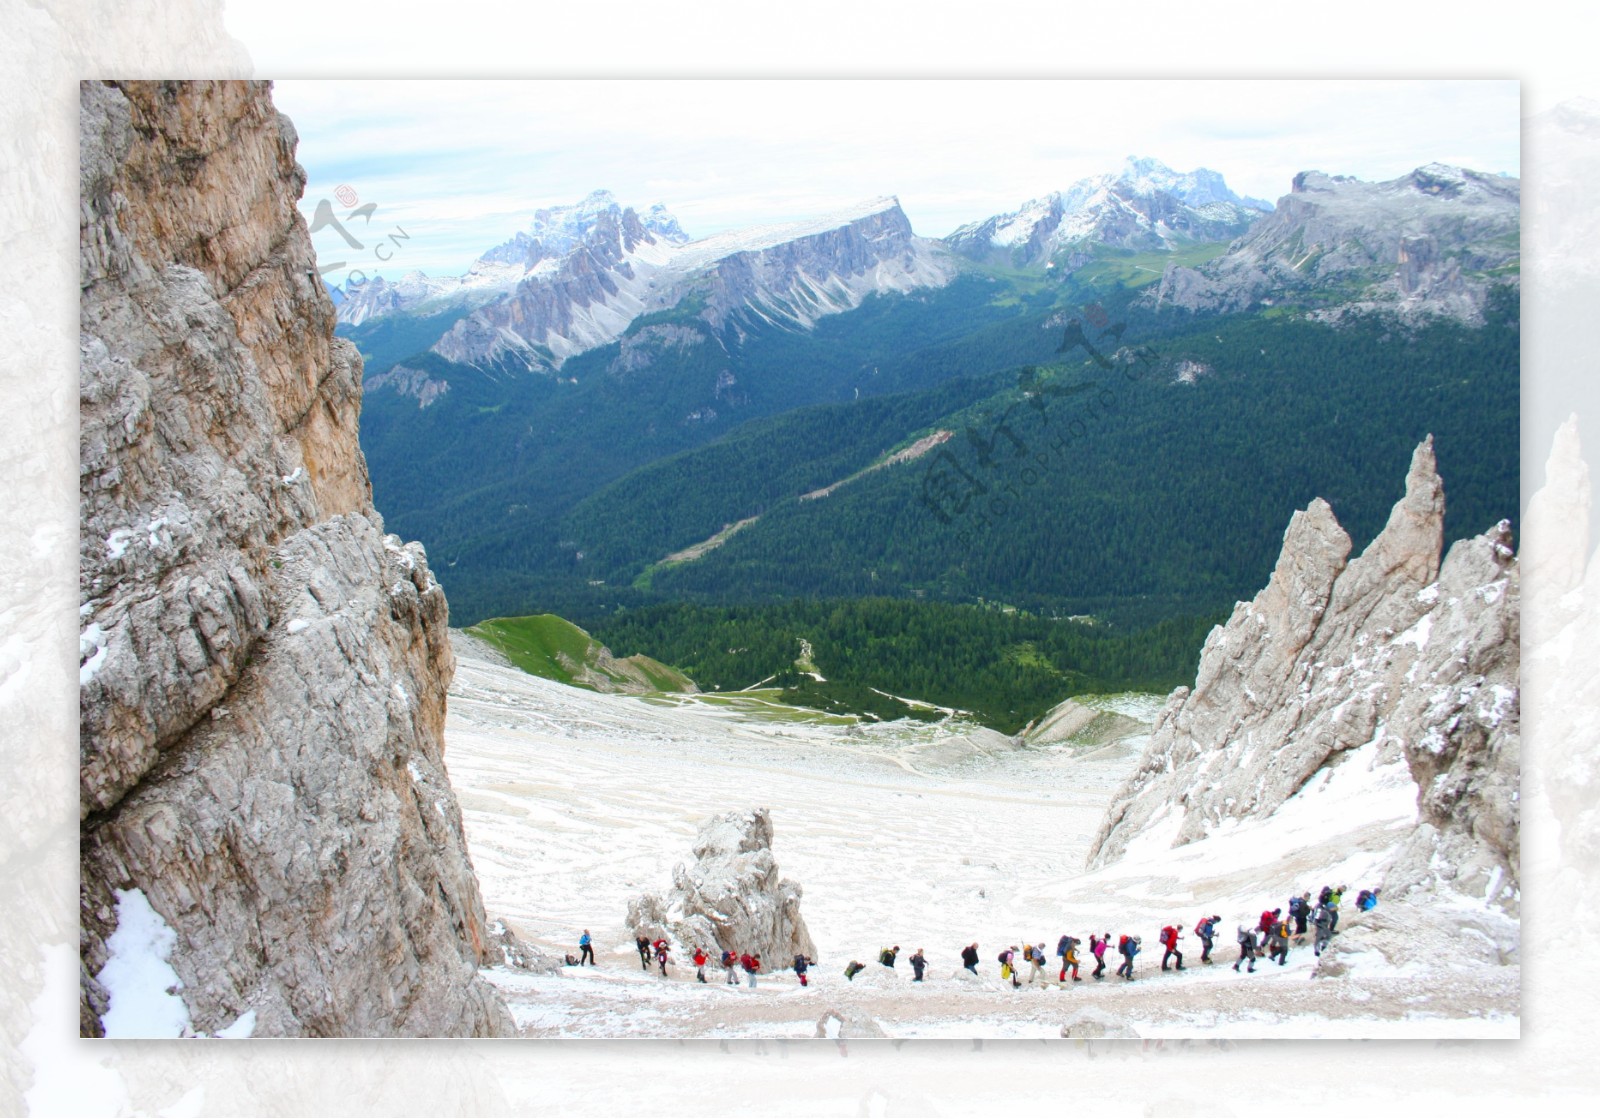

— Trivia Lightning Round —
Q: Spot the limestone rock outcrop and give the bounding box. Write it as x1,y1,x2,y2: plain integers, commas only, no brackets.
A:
626,808,816,962
79,80,511,1036
1087,439,1519,912
815,1009,888,1039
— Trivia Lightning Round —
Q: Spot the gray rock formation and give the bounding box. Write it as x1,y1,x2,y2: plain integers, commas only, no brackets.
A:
79,80,511,1036
1150,163,1519,323
626,808,816,962
815,1009,888,1039
363,363,450,408
487,918,563,976
1310,900,1517,980
1087,438,1519,913
1059,1007,1139,1039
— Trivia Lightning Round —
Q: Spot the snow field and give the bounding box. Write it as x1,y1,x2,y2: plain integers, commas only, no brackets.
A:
446,646,1517,1038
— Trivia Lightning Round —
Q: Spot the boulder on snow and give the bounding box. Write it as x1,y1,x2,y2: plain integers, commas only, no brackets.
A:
625,808,816,963
1060,1007,1139,1039
487,919,563,975
1310,901,1518,980
816,1009,888,1039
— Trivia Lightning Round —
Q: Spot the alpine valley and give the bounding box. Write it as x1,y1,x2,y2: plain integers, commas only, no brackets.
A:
344,156,1518,730
77,80,1528,1047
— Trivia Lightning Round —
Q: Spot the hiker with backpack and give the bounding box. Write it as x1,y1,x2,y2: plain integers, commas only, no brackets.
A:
1329,886,1346,931
1266,917,1291,966
578,929,595,966
722,948,739,985
1159,924,1185,971
1288,893,1309,940
1233,926,1258,973
845,960,866,981
793,953,812,987
1025,943,1047,984
910,948,927,981
1194,915,1219,964
961,943,979,974
999,946,1021,988
1312,901,1335,956
1115,935,1140,980
1258,908,1280,943
1059,935,1082,982
879,945,899,968
1090,933,1109,979
636,935,652,971
741,952,761,989
692,946,709,983
653,938,670,976
1357,888,1380,912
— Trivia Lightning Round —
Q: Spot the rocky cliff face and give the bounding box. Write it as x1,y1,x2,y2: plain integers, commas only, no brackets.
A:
79,80,512,1036
1150,164,1520,323
626,808,816,963
1087,439,1519,912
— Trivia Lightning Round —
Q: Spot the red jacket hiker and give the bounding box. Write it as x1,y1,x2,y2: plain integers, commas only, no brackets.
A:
1258,910,1277,934
1160,926,1179,949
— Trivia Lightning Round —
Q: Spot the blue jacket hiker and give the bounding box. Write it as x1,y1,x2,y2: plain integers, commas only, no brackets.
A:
1116,935,1140,980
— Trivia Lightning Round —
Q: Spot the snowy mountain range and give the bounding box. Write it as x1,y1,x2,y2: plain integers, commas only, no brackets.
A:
944,155,1272,266
338,190,954,374
335,190,692,328
1150,163,1521,322
339,156,1520,399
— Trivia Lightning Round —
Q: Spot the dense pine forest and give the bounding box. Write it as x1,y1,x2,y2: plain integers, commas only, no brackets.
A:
349,251,1517,726
586,598,1221,733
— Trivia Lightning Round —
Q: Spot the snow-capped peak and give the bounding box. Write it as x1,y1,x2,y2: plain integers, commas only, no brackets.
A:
946,159,1269,264
666,196,906,272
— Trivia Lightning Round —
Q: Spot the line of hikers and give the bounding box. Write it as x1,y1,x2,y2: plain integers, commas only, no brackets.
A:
621,934,806,989
948,884,1374,986
582,886,1377,987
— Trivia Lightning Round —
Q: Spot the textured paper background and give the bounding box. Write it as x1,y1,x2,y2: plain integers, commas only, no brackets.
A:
6,0,1597,1112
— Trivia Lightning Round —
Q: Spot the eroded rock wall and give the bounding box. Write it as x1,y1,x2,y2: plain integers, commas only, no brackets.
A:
79,80,511,1036
1087,439,1519,911
627,808,816,964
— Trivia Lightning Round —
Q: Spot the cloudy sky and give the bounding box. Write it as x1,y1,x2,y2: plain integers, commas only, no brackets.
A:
271,79,1520,285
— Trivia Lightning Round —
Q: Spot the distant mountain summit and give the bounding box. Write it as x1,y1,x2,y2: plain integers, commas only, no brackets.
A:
343,192,954,378
944,156,1269,267
1150,162,1520,323
336,189,691,328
